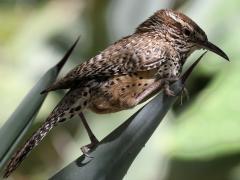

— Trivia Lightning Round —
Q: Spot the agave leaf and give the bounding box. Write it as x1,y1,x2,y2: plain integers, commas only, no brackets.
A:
0,37,79,172
50,52,207,180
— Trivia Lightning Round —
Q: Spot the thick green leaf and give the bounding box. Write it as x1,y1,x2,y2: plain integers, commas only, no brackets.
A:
50,82,183,180
0,37,79,172
50,52,207,180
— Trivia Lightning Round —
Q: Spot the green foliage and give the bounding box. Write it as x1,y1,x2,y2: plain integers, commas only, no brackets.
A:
0,41,205,179
0,38,79,176
168,0,240,159
50,81,183,180
0,0,239,179
49,53,206,180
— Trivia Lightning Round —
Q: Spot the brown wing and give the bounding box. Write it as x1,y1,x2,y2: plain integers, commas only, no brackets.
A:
42,34,166,93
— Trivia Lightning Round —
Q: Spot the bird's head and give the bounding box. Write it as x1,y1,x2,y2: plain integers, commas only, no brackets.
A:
136,9,229,61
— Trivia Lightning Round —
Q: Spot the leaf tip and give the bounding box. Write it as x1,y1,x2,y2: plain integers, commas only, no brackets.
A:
181,51,208,83
56,36,81,72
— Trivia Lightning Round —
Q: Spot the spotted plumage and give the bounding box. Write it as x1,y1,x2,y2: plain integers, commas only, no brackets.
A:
3,9,229,178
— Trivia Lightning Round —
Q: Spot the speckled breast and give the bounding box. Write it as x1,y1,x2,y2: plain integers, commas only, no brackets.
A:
89,70,158,114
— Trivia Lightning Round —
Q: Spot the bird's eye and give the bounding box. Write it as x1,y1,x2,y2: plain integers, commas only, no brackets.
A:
183,28,191,36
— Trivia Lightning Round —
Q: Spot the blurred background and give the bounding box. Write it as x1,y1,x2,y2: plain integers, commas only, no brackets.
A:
0,0,239,179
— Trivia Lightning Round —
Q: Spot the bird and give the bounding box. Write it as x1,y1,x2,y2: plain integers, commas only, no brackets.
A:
3,9,229,178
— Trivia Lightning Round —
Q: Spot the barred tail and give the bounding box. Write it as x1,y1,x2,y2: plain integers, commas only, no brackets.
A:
3,86,93,178
3,116,59,178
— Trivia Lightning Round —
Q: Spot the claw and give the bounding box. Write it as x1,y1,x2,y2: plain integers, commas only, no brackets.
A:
163,83,175,96
81,143,97,158
180,86,189,105
164,88,175,96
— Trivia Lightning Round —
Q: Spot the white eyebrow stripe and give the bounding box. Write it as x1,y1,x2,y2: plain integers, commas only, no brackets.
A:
166,11,190,28
167,11,179,22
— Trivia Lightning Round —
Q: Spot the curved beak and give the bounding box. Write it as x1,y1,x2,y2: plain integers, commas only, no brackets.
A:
199,41,229,61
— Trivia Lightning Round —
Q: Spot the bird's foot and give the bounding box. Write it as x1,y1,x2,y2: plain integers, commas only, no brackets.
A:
81,139,99,158
163,80,175,96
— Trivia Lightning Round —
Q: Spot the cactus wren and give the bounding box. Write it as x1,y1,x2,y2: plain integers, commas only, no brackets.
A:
3,9,229,178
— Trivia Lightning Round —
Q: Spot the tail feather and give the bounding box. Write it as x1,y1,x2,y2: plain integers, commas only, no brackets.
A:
3,86,92,178
3,116,59,178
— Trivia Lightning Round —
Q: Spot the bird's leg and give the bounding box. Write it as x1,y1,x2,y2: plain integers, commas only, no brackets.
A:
79,112,99,157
